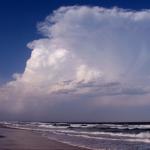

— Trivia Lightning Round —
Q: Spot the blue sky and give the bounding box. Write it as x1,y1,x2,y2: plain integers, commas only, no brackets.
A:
1,0,150,121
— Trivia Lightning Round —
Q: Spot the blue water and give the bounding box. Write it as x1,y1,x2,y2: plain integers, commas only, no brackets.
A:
1,121,150,150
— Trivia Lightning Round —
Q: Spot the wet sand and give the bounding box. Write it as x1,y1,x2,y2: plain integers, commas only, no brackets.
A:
0,127,89,150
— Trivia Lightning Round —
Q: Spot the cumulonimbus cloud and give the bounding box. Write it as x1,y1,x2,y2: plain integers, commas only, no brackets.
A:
1,6,150,119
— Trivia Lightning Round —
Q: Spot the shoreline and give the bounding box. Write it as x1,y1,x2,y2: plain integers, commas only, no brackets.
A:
0,127,90,150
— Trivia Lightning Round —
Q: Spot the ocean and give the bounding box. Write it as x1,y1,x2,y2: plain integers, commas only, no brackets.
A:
1,121,150,150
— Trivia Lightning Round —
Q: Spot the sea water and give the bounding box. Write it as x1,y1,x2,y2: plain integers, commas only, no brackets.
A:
2,121,150,150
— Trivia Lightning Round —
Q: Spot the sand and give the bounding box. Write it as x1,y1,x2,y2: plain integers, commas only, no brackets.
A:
0,127,89,150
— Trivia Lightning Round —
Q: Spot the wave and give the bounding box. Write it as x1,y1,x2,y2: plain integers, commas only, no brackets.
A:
52,128,150,140
3,121,150,130
2,122,150,141
62,132,150,144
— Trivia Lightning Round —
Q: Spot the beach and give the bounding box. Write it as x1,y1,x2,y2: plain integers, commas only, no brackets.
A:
0,127,89,150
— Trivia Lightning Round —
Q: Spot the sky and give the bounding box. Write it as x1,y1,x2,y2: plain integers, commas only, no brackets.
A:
1,0,150,122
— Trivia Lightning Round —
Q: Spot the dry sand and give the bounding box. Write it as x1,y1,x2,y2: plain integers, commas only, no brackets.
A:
0,127,89,150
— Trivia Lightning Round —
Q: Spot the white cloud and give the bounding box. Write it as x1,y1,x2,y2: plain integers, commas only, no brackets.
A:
1,6,150,120
76,64,102,83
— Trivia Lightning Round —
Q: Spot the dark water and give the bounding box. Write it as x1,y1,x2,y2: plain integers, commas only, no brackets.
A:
2,121,150,150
